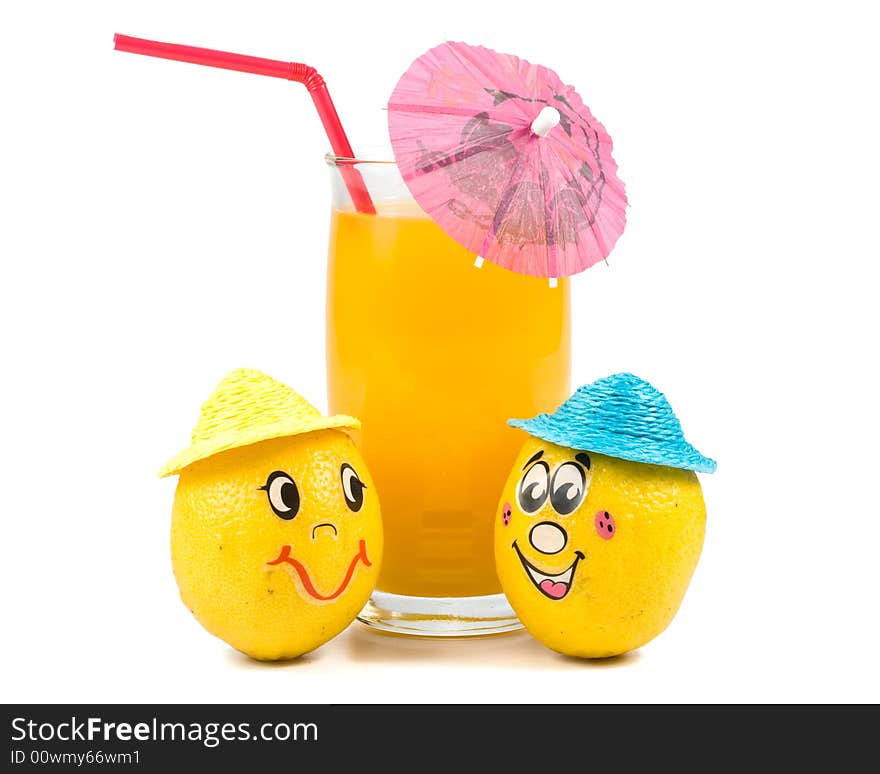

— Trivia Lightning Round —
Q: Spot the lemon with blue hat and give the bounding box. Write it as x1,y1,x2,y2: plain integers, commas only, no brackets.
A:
494,373,715,658
161,369,383,661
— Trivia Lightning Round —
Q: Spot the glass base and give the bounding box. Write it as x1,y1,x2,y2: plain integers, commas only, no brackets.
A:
357,591,522,637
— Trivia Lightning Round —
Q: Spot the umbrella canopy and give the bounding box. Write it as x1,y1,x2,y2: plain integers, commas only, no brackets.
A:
388,41,627,280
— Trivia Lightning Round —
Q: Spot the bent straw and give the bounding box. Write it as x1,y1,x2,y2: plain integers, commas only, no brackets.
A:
114,34,375,214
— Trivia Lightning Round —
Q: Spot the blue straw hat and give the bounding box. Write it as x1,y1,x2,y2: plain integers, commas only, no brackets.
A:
509,373,716,474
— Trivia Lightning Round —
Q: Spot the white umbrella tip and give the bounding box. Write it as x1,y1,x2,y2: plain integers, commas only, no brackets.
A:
531,106,561,138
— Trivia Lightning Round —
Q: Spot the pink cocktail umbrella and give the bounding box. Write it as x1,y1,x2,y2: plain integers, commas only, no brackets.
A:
388,42,627,282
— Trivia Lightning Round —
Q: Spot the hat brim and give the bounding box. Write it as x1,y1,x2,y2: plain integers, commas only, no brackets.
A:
159,414,361,478
508,417,717,474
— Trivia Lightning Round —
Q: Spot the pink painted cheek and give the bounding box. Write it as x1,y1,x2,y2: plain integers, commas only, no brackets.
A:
595,510,616,539
502,502,512,526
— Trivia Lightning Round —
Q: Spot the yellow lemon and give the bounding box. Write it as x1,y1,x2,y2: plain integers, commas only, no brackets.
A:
161,369,382,661
495,437,705,658
171,430,382,660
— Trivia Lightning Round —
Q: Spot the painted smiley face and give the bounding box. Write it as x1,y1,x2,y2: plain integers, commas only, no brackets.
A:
261,460,375,604
501,446,614,601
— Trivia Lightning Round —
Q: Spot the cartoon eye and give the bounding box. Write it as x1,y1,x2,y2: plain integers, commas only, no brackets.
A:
341,463,366,512
550,461,590,516
517,461,550,514
261,471,300,520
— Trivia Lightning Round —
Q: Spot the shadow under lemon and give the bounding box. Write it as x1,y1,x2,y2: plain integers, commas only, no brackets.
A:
343,626,640,669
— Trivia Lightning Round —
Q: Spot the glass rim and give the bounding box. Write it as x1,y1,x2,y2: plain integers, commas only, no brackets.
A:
324,152,396,167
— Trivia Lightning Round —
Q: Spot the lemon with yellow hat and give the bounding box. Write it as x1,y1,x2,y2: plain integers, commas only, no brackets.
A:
161,368,383,661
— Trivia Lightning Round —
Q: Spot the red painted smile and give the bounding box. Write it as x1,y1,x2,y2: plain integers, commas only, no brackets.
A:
266,540,371,601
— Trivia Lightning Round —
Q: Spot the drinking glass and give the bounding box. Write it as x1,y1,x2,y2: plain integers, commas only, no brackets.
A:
326,154,570,635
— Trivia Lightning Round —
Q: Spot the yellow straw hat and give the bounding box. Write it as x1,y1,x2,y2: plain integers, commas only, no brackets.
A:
159,369,360,477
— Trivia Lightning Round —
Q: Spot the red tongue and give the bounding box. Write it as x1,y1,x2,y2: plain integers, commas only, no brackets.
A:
539,579,568,599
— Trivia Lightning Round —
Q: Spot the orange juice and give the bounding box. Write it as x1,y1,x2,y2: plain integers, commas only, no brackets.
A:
326,203,570,598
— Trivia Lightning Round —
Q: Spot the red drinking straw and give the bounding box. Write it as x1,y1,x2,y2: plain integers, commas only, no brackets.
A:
114,34,375,214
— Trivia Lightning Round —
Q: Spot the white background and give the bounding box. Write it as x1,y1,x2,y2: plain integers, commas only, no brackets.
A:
1,0,878,703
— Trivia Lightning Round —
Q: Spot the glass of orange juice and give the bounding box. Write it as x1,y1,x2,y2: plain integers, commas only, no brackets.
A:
326,153,570,635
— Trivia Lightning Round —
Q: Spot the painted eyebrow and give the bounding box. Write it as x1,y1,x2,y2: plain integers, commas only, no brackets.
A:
575,452,591,469
522,450,545,469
